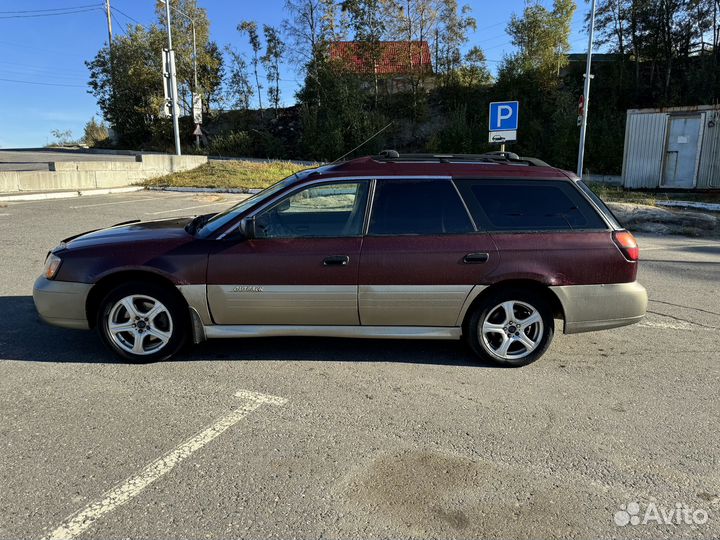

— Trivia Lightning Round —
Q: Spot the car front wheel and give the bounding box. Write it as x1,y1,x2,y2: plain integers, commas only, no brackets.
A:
97,282,187,363
467,290,554,367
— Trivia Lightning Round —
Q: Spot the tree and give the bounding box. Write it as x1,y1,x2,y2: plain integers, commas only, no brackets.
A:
238,21,264,114
225,46,254,109
283,0,347,106
86,24,165,148
503,0,576,82
341,0,395,106
200,41,224,111
83,117,110,146
154,0,221,113
283,0,347,66
434,0,476,81
262,25,286,115
49,129,75,146
389,0,439,118
457,46,492,86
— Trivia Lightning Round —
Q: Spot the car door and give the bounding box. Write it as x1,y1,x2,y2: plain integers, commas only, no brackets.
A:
206,180,370,325
358,178,499,327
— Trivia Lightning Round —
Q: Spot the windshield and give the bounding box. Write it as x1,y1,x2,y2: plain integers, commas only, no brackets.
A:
195,175,299,238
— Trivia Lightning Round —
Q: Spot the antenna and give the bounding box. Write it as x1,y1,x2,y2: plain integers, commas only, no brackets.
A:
330,122,393,164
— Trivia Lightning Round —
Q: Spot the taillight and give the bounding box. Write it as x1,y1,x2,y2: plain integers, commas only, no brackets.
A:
613,230,639,261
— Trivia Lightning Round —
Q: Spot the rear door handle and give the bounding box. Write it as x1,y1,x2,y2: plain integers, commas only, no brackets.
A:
463,252,489,264
323,255,350,266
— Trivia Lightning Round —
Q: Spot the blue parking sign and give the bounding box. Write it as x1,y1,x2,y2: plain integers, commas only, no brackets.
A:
489,101,519,131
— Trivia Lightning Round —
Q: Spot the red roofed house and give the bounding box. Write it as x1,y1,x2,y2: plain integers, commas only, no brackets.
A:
329,41,435,94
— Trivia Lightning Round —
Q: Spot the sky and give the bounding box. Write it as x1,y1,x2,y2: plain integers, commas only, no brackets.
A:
0,0,593,148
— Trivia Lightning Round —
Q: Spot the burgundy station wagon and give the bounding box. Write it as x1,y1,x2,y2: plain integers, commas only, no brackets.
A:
33,152,647,366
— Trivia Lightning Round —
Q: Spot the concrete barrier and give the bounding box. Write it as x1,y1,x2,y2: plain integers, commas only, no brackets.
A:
0,154,207,193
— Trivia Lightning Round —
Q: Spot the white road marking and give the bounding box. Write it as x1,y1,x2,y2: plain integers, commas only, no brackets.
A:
639,320,695,331
0,213,10,216
641,243,720,252
69,197,158,209
42,390,287,540
145,201,227,215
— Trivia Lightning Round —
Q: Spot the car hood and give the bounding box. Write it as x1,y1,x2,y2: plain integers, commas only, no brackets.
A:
60,217,194,249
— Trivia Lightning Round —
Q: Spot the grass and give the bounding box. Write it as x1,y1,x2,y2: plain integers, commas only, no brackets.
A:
586,182,720,207
144,160,317,190
585,183,658,206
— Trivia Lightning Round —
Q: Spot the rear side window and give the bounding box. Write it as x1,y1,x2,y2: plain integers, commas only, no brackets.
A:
369,180,474,235
577,181,622,229
457,180,608,231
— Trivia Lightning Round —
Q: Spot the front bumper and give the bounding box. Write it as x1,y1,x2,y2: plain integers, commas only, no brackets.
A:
33,276,92,330
550,281,648,334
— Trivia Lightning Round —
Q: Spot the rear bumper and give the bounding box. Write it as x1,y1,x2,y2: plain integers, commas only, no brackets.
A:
550,281,648,334
33,276,91,330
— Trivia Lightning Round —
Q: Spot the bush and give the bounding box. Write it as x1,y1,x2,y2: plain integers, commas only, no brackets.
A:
83,117,110,147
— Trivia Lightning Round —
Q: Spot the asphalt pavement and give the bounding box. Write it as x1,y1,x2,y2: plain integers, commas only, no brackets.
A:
0,190,718,539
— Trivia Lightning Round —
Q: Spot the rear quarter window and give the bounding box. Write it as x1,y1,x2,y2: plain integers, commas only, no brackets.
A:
456,179,608,232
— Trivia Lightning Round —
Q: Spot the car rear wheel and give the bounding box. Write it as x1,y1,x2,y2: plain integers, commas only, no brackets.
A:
467,290,554,367
97,282,187,363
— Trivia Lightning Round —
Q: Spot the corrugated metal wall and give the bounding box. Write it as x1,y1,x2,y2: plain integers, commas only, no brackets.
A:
622,111,668,188
697,110,720,188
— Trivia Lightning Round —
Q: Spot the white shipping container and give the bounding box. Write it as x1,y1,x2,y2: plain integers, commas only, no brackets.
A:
621,106,720,189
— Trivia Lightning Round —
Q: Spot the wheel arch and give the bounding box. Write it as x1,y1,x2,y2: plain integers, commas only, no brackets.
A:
85,270,189,329
460,280,565,335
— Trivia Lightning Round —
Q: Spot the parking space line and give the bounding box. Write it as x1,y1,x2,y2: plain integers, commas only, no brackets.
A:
42,390,287,540
69,197,158,209
145,202,228,215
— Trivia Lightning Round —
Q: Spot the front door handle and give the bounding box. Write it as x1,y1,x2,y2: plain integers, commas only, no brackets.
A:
323,255,350,266
463,252,489,264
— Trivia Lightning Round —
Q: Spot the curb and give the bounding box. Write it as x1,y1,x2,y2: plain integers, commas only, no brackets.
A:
657,200,720,213
0,186,144,202
147,186,262,195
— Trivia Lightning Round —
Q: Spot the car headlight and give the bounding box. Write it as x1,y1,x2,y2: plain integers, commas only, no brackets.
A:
43,253,62,280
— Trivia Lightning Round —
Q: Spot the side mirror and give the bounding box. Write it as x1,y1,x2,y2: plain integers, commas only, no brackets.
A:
240,216,256,239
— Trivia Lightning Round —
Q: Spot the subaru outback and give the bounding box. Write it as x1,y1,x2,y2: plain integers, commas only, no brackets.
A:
33,152,647,366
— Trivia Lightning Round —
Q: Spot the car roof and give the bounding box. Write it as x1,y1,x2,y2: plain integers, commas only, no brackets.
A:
304,155,575,181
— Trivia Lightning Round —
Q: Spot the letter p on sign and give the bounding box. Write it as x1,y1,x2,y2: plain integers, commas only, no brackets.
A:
489,101,519,132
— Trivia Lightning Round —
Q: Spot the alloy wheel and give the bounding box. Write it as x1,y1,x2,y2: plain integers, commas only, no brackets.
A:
479,300,544,361
107,295,174,356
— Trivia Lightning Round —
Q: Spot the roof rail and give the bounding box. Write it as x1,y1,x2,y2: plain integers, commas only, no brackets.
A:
374,150,551,167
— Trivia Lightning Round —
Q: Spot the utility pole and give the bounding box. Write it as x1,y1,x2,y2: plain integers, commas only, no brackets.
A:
104,0,113,48
105,0,114,94
164,0,182,156
577,0,597,178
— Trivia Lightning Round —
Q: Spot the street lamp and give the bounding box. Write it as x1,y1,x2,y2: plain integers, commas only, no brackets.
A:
160,0,200,148
576,0,597,178
163,0,181,155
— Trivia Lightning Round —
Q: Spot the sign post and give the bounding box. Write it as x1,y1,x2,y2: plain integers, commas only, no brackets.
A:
192,93,202,149
488,101,519,152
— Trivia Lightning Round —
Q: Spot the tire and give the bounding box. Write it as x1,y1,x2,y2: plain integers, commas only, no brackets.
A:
466,289,554,367
97,281,188,363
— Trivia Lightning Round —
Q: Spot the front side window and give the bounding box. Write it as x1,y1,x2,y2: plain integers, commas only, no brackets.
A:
458,180,608,231
368,180,475,235
254,181,369,238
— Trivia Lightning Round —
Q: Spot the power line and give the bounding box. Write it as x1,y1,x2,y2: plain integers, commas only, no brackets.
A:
0,3,100,14
110,11,126,36
0,7,102,20
0,77,85,88
110,5,141,26
0,60,87,76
